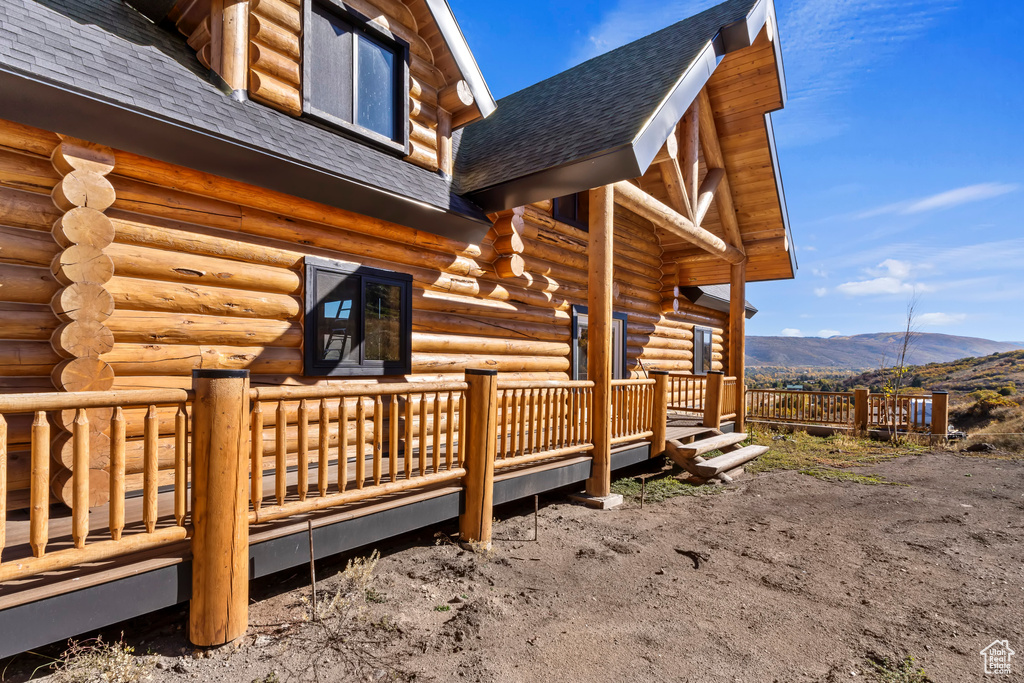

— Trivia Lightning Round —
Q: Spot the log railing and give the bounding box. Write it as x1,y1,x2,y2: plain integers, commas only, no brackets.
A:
721,377,738,421
866,394,930,433
494,381,595,469
0,389,193,583
746,389,855,426
247,382,470,525
667,372,706,414
611,379,656,444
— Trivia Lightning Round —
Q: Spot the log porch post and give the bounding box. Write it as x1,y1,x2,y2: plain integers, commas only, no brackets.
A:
459,369,498,546
703,371,725,430
854,388,869,435
586,185,614,498
729,260,747,431
930,391,949,444
650,371,669,458
189,369,250,647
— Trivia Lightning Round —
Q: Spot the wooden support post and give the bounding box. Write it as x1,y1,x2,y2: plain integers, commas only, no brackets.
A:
650,371,669,458
190,369,250,647
729,261,746,432
586,185,614,498
703,371,725,430
212,0,249,93
930,391,949,444
459,369,497,546
854,388,869,435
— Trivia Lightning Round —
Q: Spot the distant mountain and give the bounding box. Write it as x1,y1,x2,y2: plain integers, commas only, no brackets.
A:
746,333,1024,370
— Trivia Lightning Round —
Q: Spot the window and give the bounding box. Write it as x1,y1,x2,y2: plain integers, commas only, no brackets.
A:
305,257,412,376
692,326,713,375
304,0,409,150
552,192,590,230
571,306,627,380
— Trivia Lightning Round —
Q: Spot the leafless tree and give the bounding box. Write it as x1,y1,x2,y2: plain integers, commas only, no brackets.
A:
878,294,920,440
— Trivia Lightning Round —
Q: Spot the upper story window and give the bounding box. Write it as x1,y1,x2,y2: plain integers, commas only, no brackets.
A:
553,192,590,230
693,326,713,375
305,257,412,377
304,0,409,151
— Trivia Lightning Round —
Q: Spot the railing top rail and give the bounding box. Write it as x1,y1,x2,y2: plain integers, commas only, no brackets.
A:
0,388,193,413
749,389,856,398
611,379,656,387
667,371,700,377
496,380,595,390
250,380,469,401
724,376,737,382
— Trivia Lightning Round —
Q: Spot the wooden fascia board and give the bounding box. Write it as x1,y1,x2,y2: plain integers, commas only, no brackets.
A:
423,0,497,119
763,111,797,277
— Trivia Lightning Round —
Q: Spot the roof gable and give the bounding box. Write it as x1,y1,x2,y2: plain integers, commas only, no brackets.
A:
454,0,765,209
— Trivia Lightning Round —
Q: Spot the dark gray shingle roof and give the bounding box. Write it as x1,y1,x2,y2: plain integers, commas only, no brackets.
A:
454,0,755,197
681,284,758,318
0,0,485,222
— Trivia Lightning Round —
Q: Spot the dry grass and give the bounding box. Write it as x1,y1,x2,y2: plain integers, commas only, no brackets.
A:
49,636,155,683
744,427,924,485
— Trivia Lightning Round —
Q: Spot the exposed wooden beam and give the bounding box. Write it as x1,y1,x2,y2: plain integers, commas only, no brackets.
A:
681,102,700,217
697,88,744,250
694,167,725,226
654,126,695,222
652,132,678,165
662,237,785,265
613,181,745,265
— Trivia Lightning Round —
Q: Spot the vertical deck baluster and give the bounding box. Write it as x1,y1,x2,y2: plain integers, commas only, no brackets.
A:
431,392,441,474
250,401,263,510
373,395,383,485
144,405,158,534
510,390,521,456
175,403,187,525
318,399,329,496
297,399,309,501
109,408,125,541
403,394,413,479
542,388,552,451
29,411,49,557
72,408,90,549
0,415,6,561
445,391,455,470
457,392,467,467
417,394,428,477
339,398,349,491
498,390,508,459
389,395,400,481
275,401,287,504
559,388,567,447
356,397,367,488
527,389,537,454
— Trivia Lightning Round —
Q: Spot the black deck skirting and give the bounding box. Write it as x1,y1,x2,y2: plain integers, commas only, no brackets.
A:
0,443,653,658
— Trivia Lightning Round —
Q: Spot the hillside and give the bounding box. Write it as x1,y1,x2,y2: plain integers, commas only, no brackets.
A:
840,349,1024,395
746,333,1023,370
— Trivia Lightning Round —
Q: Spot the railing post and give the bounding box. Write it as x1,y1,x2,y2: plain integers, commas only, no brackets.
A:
460,369,497,547
930,391,949,444
854,389,869,436
189,369,250,647
702,371,724,429
650,371,669,457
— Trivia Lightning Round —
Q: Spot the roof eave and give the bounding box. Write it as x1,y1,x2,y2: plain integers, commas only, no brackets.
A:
423,0,497,119
0,66,493,243
764,111,798,277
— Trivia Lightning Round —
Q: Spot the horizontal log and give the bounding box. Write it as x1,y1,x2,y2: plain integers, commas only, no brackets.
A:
106,276,302,320
105,309,302,347
101,343,302,375
411,332,569,357
664,237,786,264
413,310,568,342
412,354,569,374
106,242,302,294
249,69,302,117
410,97,438,126
0,340,61,376
248,42,300,87
438,80,474,111
0,263,60,304
251,0,301,33
0,147,60,195
413,288,571,327
405,141,439,172
0,186,63,232
0,223,59,267
0,119,59,157
249,14,300,60
0,302,58,340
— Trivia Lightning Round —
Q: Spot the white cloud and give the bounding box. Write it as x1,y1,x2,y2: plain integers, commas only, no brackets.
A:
917,312,967,327
814,287,828,297
802,246,818,252
781,328,803,337
816,329,841,338
868,259,913,280
811,268,828,278
836,277,917,297
856,183,1018,219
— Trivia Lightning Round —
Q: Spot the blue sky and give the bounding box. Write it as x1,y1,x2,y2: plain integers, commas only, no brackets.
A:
449,0,1024,341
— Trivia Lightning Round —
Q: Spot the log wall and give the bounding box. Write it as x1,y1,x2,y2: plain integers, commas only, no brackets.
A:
0,117,727,508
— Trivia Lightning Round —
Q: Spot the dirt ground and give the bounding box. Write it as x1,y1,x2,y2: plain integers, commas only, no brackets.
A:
7,447,1023,682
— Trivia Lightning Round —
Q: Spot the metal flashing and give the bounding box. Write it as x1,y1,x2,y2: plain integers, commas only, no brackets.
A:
423,0,497,119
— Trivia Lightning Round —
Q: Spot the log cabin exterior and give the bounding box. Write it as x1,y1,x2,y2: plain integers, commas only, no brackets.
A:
0,0,794,653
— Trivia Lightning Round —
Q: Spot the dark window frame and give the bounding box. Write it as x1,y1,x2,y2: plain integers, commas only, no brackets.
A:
692,325,713,376
552,192,590,231
302,0,411,155
304,256,412,377
570,305,628,381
